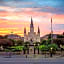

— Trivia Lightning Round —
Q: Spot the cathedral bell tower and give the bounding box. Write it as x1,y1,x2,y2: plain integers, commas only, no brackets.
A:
37,26,40,42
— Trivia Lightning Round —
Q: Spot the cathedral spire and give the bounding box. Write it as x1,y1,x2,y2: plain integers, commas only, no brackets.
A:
38,26,40,33
30,17,34,27
24,27,26,33
51,17,53,33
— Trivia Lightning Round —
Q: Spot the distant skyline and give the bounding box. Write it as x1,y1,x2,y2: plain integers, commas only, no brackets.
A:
0,0,64,37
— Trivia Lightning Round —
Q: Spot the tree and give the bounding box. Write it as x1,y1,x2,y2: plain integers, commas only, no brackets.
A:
48,34,51,39
0,39,13,50
48,43,58,51
53,39,64,47
46,39,52,45
16,40,23,46
24,41,30,45
57,35,64,38
33,42,40,50
33,42,40,45
24,41,30,50
9,39,19,46
39,45,48,51
41,40,46,45
4,35,8,39
0,35,4,39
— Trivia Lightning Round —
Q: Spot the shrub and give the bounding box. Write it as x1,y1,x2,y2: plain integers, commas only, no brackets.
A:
39,45,48,51
48,43,58,51
5,46,24,52
11,46,24,51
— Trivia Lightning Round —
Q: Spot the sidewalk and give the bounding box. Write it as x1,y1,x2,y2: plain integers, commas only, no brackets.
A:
0,54,63,59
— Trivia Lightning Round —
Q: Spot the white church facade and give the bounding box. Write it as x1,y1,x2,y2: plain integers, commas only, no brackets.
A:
24,17,40,43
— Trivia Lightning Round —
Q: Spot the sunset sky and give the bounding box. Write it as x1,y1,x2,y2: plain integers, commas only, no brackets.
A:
0,0,64,37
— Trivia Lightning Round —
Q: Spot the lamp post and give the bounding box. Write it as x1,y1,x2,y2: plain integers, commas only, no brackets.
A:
60,44,63,55
50,47,53,57
26,51,27,58
25,44,27,58
34,43,36,54
38,43,40,54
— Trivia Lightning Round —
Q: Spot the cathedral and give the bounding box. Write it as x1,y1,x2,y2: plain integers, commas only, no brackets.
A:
24,17,40,43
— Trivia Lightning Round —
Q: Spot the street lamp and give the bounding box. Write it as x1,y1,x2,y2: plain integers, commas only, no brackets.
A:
38,43,40,54
51,48,53,51
60,44,63,55
50,47,53,57
26,51,27,58
34,43,36,54
38,43,40,46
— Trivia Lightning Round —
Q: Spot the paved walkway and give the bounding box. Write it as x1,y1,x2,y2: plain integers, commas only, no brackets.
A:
0,57,64,64
0,55,64,64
